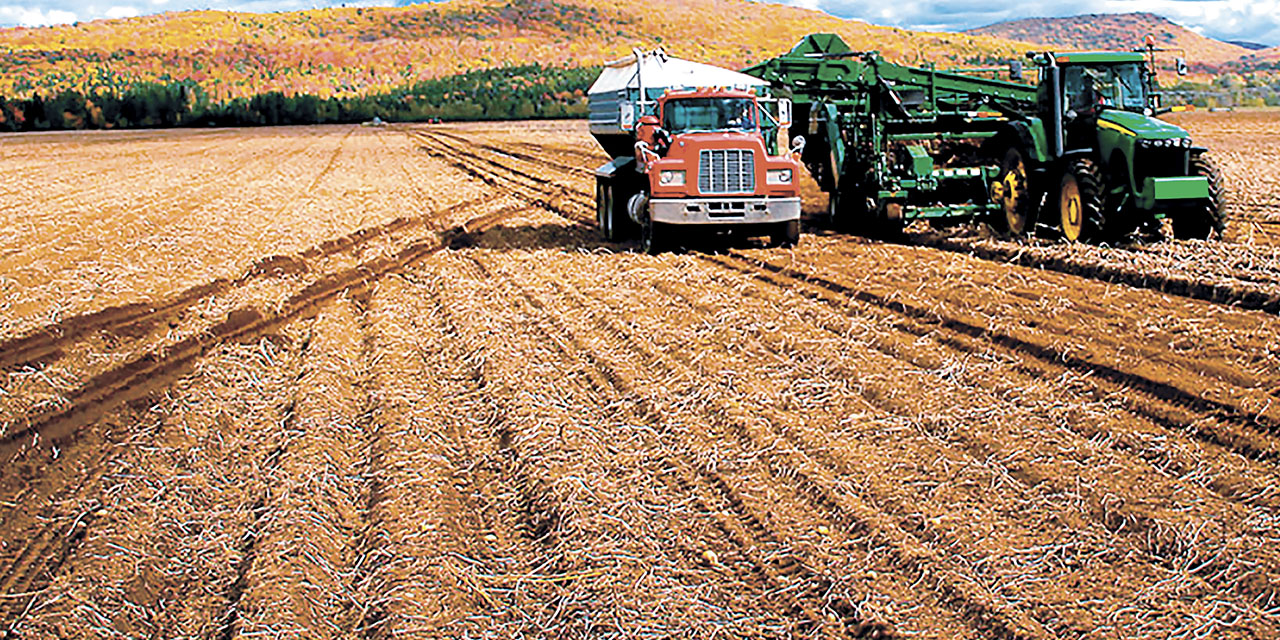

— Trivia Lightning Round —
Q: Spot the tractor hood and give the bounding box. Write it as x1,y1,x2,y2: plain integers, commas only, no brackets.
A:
1098,110,1189,140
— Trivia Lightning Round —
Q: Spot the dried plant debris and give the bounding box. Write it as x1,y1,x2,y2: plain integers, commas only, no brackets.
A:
2,117,1280,638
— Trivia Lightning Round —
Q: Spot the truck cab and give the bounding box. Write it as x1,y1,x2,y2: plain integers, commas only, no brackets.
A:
635,89,801,244
588,50,803,253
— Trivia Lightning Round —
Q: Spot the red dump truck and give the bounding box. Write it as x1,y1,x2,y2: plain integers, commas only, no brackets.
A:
588,48,804,253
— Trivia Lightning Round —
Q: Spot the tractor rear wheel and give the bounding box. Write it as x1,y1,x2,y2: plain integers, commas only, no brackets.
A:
1058,158,1105,242
998,147,1033,235
1171,152,1227,240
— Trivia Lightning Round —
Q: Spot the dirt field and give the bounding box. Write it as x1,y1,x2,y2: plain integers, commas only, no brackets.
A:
2,112,1280,639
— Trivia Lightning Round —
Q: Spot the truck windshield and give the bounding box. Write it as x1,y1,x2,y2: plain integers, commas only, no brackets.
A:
662,98,758,133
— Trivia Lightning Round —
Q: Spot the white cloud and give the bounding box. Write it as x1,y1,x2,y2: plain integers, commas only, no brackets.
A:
796,0,1280,45
104,5,138,18
0,5,76,26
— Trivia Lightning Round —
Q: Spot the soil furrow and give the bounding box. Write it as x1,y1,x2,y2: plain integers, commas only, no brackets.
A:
0,202,526,461
474,253,1034,639
508,248,1279,636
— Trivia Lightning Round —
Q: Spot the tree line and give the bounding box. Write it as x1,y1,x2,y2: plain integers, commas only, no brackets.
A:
0,64,598,131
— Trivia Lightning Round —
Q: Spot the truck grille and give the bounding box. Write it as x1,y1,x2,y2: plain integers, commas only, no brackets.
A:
698,149,755,194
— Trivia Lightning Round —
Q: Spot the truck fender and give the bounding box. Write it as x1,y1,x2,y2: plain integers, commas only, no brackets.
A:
595,155,637,180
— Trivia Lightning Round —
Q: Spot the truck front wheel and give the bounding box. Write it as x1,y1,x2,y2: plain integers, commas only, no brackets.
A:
1058,159,1105,242
1171,152,1227,240
771,220,801,248
641,219,667,255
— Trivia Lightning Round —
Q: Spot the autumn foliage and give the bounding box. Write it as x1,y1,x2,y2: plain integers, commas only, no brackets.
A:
0,0,1031,105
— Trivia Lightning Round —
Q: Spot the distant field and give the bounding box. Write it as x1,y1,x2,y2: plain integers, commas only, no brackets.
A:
3,113,1280,637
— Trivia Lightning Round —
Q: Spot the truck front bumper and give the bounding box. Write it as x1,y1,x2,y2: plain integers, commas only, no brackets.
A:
650,197,801,225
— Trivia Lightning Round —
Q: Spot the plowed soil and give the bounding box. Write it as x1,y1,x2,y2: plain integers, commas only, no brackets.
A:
3,112,1280,639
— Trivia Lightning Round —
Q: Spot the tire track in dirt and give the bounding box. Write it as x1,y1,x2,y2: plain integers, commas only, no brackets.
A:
714,250,1280,456
902,232,1280,315
425,129,594,178
696,253,1280,510
469,253,1025,639
212,327,311,640
695,250,1280,621
409,130,595,228
0,200,526,462
346,287,394,639
426,254,880,636
0,193,497,375
419,258,639,635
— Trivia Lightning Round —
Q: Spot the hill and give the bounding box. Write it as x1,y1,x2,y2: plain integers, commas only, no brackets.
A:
1228,40,1271,51
964,12,1250,66
0,0,1031,103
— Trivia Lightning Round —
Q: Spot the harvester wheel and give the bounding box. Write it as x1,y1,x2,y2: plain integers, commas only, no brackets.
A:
1172,152,1227,240
826,190,846,229
874,201,904,238
771,220,801,247
1057,158,1105,242
998,148,1033,235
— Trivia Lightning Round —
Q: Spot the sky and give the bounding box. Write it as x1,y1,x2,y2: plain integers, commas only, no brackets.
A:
0,0,1276,46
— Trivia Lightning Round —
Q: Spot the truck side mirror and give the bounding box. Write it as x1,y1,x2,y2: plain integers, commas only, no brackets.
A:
1009,60,1023,82
619,102,635,130
790,135,806,156
777,98,793,128
1176,58,1188,76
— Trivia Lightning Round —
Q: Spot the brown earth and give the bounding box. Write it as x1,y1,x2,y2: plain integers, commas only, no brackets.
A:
2,112,1280,638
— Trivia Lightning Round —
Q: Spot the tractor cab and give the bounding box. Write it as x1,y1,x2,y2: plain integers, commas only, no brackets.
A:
1056,54,1152,116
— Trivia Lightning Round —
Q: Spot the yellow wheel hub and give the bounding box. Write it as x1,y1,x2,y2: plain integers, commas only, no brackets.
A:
1060,174,1083,242
999,150,1030,235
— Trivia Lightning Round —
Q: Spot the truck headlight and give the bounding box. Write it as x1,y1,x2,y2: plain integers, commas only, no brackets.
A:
767,169,793,185
659,170,685,186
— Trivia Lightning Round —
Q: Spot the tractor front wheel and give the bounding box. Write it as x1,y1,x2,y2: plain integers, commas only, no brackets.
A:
1058,158,1105,242
1171,152,1227,240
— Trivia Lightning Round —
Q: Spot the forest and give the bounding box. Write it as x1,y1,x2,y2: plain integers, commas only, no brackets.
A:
0,64,596,131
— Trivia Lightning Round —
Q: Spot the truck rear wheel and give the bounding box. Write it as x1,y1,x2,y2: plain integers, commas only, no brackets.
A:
597,181,616,241
1058,159,1105,242
1171,152,1226,240
596,180,636,242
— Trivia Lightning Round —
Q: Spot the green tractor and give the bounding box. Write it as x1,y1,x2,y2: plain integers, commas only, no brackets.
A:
743,34,1227,242
995,49,1226,241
